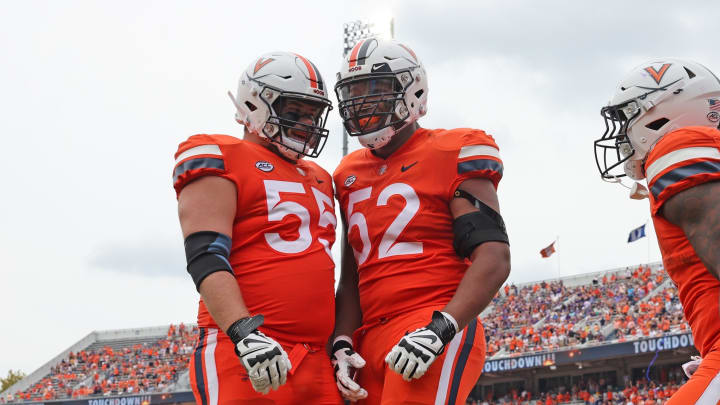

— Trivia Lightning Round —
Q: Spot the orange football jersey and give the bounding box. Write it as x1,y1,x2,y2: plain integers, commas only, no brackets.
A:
173,134,337,347
645,126,720,357
333,127,503,326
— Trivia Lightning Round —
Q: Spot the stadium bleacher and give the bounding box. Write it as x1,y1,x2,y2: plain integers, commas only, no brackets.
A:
4,324,198,403
481,264,683,358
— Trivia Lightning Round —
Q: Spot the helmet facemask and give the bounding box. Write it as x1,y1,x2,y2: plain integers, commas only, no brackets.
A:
263,93,332,159
335,73,412,149
595,100,641,181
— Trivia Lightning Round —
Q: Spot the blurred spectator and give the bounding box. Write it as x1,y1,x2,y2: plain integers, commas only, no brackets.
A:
483,265,682,356
13,324,198,401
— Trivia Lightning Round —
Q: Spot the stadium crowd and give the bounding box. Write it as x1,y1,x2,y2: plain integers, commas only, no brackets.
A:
7,324,198,402
3,265,692,404
482,266,684,357
470,366,687,404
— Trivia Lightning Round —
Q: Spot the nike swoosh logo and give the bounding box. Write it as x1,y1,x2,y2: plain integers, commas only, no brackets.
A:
243,338,269,347
401,162,418,172
414,333,438,344
371,63,389,73
316,177,324,184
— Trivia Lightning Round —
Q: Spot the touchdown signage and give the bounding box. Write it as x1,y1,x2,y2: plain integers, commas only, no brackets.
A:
484,353,556,373
632,333,693,354
484,333,694,373
24,391,194,405
87,396,152,405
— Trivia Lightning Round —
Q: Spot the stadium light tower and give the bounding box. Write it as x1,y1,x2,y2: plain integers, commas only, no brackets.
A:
341,16,394,156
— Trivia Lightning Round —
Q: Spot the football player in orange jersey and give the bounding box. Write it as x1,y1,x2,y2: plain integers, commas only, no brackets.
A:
173,52,343,405
330,39,511,405
594,58,720,403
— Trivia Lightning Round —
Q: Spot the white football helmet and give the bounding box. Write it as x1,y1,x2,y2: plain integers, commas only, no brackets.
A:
595,58,720,180
335,39,428,149
229,51,333,159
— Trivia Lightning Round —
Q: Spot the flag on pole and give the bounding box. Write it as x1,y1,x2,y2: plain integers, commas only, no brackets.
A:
540,241,556,258
628,224,647,243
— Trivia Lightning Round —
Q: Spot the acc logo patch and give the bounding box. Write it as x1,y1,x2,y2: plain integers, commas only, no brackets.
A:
255,161,274,172
708,111,720,123
344,175,357,187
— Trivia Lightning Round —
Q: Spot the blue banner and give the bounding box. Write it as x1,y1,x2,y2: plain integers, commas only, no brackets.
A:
628,224,646,243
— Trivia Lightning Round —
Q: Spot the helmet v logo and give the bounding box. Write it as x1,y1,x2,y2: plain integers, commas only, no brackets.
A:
254,58,274,74
644,63,672,85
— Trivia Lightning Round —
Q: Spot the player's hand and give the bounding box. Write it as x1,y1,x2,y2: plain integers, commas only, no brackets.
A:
227,315,292,394
331,336,368,401
682,355,702,378
385,311,458,381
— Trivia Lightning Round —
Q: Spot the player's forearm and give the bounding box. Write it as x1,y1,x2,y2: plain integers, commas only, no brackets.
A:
198,271,251,332
334,228,363,338
334,275,363,338
442,242,510,330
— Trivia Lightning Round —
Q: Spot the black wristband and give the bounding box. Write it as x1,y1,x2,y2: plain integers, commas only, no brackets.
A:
331,339,354,357
425,311,457,346
225,314,264,345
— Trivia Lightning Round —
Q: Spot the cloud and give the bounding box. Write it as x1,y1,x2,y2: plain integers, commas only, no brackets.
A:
89,238,186,277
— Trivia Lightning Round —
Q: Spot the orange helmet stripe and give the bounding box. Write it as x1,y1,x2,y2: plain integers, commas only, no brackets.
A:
294,53,320,89
348,39,366,68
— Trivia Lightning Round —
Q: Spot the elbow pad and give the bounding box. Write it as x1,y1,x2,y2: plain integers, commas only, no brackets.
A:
452,189,509,259
184,231,233,290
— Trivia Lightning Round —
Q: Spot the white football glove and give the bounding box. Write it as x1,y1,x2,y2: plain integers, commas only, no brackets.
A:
682,355,703,378
227,315,292,394
331,335,368,401
385,311,458,381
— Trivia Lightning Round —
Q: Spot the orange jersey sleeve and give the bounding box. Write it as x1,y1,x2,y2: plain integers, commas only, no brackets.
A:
645,126,720,215
333,128,503,326
434,128,503,196
645,126,720,357
172,134,241,197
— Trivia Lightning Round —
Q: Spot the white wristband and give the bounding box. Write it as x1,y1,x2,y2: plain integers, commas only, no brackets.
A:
440,311,460,334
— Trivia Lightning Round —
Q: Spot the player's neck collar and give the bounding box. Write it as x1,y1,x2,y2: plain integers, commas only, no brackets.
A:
370,124,423,160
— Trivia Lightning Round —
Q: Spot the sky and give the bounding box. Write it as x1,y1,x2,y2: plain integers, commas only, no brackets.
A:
1,0,718,379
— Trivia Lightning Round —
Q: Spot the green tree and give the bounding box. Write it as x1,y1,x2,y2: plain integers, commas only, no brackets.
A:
1,369,26,393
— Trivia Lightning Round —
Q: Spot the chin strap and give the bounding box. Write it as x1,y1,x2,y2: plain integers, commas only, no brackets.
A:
602,177,650,200
629,182,649,200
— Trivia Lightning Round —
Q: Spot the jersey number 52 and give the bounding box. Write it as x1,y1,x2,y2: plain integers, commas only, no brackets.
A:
346,183,423,265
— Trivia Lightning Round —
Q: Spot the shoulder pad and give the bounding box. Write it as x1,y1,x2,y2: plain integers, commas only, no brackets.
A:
646,127,720,212
173,134,238,196
431,128,498,152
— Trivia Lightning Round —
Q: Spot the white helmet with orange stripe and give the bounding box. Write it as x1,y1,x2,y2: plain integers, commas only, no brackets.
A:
595,58,720,181
229,51,333,159
335,39,428,149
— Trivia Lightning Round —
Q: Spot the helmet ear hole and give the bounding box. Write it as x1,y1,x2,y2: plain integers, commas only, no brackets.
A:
684,67,696,79
245,101,257,112
414,89,424,98
645,118,670,131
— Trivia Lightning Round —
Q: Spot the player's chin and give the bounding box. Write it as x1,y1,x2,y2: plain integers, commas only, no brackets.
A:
287,129,318,149
357,117,385,133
